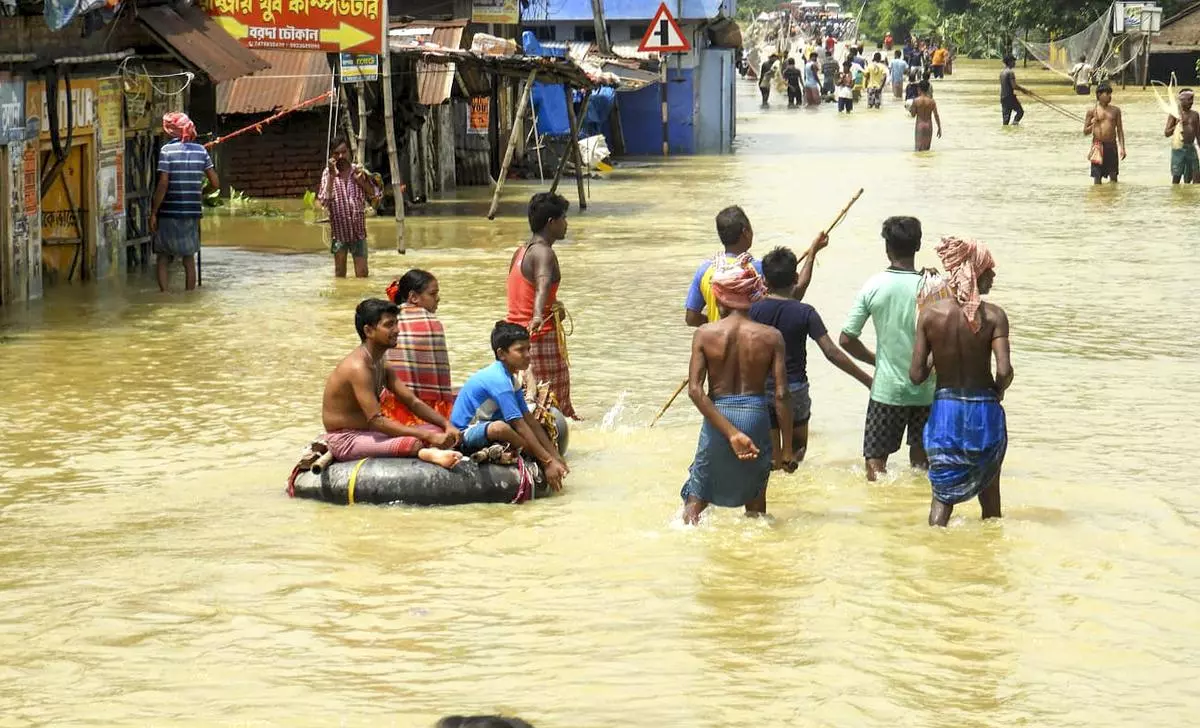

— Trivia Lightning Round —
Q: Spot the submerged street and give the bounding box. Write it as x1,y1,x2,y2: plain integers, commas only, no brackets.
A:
2,62,1199,725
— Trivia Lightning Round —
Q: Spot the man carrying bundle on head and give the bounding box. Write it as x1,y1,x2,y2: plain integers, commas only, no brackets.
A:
910,238,1012,527
680,255,794,525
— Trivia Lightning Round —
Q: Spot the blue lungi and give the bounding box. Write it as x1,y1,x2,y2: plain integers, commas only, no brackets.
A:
924,388,1007,505
681,394,773,508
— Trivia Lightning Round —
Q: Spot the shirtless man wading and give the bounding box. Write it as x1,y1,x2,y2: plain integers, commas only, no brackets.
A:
910,238,1013,527
681,257,794,525
1084,82,1126,184
1165,89,1200,184
322,298,463,468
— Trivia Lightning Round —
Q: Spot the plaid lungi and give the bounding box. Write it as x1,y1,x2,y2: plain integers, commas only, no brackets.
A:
529,329,576,418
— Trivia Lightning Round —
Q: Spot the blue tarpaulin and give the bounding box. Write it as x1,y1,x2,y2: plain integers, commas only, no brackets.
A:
523,31,572,136
582,86,615,137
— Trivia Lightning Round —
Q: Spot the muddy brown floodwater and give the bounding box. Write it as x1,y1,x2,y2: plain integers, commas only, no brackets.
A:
2,62,1199,726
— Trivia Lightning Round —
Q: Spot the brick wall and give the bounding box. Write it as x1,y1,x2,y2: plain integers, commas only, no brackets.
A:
213,112,328,199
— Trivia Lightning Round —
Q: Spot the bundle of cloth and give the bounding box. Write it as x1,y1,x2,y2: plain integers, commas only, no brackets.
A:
923,236,1007,506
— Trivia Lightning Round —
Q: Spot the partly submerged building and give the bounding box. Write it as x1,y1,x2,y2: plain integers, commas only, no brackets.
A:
1150,1,1200,83
522,0,739,154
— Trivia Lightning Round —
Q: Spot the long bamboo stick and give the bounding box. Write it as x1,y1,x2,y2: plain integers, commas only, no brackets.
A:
652,189,865,426
381,18,406,253
487,70,538,220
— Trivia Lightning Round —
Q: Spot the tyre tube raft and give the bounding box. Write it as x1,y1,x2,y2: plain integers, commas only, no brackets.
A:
292,409,569,506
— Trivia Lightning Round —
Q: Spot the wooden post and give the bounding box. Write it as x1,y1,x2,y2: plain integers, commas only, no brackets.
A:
356,85,367,166
339,86,359,160
1140,34,1151,88
380,15,406,252
487,69,538,220
608,95,626,156
660,55,669,156
563,85,588,211
550,91,590,193
590,0,612,55
435,104,456,191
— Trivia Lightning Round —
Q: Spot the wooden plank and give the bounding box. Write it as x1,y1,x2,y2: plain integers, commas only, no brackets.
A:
564,87,590,210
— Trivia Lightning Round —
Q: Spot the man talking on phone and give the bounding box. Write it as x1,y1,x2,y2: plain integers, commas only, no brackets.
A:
317,135,380,277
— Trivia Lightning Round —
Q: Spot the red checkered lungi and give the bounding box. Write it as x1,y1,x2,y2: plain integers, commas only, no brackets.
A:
529,329,576,419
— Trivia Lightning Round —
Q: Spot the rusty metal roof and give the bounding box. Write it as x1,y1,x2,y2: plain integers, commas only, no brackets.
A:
389,19,467,105
216,51,331,115
137,4,269,83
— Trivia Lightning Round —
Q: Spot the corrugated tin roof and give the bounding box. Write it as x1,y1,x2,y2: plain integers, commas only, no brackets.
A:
389,19,467,106
137,4,269,83
541,41,596,63
610,40,660,61
216,51,331,115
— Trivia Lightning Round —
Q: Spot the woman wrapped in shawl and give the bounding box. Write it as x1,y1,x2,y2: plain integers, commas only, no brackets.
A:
382,270,456,426
909,237,1013,527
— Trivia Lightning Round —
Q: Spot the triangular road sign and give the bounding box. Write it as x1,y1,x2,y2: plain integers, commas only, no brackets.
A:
638,3,691,53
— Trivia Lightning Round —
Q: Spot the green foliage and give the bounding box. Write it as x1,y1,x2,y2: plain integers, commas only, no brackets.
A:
302,190,317,210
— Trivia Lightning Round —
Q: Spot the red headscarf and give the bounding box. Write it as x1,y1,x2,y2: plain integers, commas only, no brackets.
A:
163,112,197,142
934,236,995,333
710,253,766,312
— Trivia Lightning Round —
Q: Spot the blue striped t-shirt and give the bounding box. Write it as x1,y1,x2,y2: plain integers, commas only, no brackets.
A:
157,141,213,218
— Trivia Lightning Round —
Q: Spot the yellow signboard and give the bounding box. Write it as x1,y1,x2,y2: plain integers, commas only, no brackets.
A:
26,78,98,140
471,0,518,24
97,78,122,150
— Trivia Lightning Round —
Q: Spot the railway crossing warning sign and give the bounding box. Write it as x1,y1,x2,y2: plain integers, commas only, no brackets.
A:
638,3,690,53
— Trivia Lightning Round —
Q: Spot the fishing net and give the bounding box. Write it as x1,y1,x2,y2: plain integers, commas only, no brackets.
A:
1021,5,1145,84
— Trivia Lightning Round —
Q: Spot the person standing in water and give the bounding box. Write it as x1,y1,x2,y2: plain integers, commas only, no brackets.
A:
999,55,1027,126
782,58,803,109
889,49,909,100
681,257,793,525
151,112,219,292
836,62,855,113
506,192,578,419
758,54,779,107
1069,55,1094,96
751,245,872,466
318,135,381,278
840,217,936,482
865,52,888,109
930,44,949,79
804,52,823,107
821,50,841,101
1164,89,1200,184
1084,82,1126,184
910,237,1012,527
909,80,941,152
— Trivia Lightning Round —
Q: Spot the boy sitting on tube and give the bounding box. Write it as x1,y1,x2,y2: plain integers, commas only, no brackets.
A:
450,322,569,491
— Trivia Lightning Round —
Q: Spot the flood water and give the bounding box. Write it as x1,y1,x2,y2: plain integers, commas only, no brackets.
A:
2,61,1200,726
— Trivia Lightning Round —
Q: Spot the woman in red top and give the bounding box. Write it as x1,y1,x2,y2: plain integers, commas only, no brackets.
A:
506,192,578,419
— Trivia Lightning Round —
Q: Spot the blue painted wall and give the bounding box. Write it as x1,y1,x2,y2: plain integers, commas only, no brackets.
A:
617,67,695,155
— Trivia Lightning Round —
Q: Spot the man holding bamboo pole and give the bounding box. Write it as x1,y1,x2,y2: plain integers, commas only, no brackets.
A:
684,206,827,328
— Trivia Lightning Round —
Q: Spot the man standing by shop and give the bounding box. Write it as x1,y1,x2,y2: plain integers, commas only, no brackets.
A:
151,112,218,292
319,135,380,278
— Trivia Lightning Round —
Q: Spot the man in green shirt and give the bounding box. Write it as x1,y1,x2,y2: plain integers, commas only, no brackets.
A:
839,216,936,481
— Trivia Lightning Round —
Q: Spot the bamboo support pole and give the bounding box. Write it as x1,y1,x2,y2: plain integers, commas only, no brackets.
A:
381,21,406,252
549,89,591,194
486,69,537,220
564,86,589,210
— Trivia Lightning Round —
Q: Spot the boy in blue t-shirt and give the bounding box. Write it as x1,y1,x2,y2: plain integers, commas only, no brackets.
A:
450,322,568,490
750,247,873,465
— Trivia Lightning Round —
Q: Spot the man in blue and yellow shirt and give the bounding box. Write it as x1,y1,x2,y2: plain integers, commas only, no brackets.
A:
685,205,827,326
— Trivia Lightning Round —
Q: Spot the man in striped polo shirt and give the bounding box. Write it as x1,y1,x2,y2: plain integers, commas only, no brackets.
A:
151,112,218,291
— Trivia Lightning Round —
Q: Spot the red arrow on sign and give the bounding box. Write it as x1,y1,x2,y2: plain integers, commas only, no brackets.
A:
638,2,691,53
